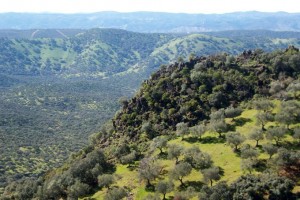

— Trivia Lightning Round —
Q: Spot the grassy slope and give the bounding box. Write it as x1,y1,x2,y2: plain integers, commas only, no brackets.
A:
148,34,243,63
85,101,300,200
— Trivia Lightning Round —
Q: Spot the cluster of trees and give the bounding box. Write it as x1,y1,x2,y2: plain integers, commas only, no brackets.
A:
204,99,300,174
200,174,295,200
138,144,220,200
1,148,116,199
113,47,300,140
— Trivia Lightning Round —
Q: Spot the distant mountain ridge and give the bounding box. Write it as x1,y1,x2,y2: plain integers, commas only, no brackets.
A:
0,29,84,39
0,29,300,77
1,11,300,32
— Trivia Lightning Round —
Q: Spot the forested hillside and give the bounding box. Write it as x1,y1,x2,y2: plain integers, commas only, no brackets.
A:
0,29,300,192
0,29,173,76
1,29,300,76
2,47,299,200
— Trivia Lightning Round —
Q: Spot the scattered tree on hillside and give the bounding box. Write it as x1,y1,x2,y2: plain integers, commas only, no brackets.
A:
167,144,184,164
275,101,300,129
253,100,274,113
120,150,137,167
114,142,131,160
241,158,256,174
104,187,127,200
210,109,225,121
183,146,201,166
240,145,259,160
210,120,228,138
199,181,233,200
183,146,213,170
266,126,287,146
138,157,161,187
176,122,189,139
156,181,174,200
248,128,264,147
255,112,274,131
201,167,220,186
173,186,196,200
189,124,206,140
262,143,278,159
98,174,115,190
151,136,168,154
275,148,300,167
226,132,245,151
240,145,259,174
225,106,242,121
169,162,192,186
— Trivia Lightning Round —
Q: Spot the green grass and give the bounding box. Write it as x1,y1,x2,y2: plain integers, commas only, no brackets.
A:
87,101,300,199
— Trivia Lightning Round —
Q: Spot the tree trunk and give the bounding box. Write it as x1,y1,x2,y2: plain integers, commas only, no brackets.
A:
269,154,273,159
210,179,213,186
262,123,266,131
235,145,238,151
159,148,163,154
179,177,184,186
147,179,151,187
256,140,259,147
163,193,166,200
275,139,279,146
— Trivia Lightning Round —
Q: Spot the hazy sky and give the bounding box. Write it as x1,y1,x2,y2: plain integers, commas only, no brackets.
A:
0,0,299,14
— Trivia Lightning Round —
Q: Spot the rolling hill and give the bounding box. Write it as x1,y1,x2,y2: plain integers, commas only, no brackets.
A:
0,29,300,191
2,46,299,200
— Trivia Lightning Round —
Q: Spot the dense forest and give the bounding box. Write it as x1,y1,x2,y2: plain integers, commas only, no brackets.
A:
1,46,299,199
0,29,300,192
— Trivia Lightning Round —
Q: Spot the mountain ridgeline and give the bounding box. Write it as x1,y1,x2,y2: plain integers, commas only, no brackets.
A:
1,12,300,32
2,47,299,199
